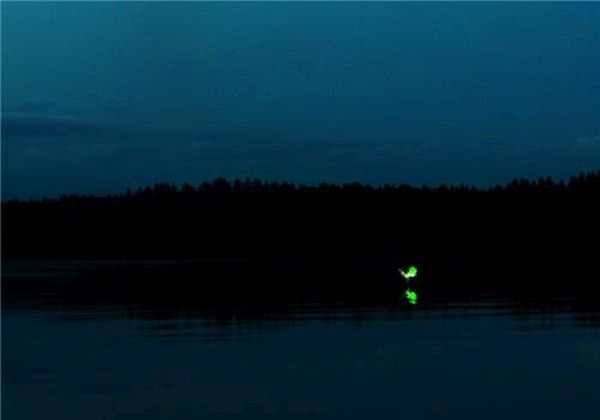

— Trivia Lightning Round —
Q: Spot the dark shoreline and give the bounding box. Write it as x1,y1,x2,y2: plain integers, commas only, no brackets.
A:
3,171,599,304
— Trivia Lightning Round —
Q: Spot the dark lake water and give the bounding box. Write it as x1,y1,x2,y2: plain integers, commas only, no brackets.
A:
3,260,600,419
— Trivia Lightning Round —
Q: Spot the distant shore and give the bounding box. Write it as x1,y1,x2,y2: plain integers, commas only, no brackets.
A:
3,170,599,261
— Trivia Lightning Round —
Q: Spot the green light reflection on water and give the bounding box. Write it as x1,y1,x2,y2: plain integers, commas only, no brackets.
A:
405,289,418,305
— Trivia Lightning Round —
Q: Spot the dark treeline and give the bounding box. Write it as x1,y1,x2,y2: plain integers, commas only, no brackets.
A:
2,170,600,269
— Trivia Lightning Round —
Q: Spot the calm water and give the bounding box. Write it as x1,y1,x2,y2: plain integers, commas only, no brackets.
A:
3,261,600,419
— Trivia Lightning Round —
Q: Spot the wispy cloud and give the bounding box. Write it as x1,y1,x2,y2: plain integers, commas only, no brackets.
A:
572,135,600,158
1,110,108,140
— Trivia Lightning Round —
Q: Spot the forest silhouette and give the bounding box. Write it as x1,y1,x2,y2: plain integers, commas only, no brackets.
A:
3,170,600,300
3,170,599,263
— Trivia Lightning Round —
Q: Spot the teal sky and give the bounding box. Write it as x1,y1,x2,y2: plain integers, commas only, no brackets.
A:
2,2,599,198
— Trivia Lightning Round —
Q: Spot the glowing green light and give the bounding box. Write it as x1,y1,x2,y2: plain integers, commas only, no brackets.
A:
405,289,418,305
399,265,418,280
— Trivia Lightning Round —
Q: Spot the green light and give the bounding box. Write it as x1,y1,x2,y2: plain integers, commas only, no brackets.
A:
405,289,418,305
399,265,418,280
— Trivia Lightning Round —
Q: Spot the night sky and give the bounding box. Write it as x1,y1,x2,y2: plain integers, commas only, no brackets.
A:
2,2,599,199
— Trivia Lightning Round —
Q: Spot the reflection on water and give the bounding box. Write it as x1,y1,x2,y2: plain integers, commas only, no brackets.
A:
3,261,600,419
5,295,600,340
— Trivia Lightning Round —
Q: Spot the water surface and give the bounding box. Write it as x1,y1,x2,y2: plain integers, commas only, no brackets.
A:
3,261,600,419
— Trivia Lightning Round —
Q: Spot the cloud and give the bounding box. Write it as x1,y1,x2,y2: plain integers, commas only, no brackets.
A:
571,135,600,159
6,101,61,114
1,110,108,140
182,134,387,164
573,135,600,150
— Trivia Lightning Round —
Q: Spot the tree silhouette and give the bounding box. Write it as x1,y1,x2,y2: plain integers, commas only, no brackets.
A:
2,170,599,260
